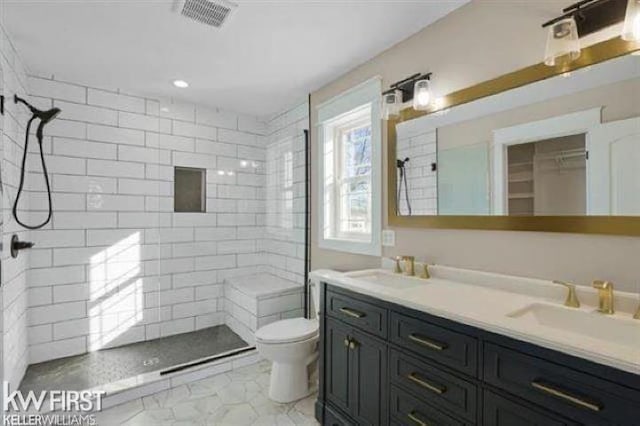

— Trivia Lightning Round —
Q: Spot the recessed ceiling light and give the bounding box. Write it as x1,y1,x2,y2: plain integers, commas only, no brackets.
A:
173,80,189,88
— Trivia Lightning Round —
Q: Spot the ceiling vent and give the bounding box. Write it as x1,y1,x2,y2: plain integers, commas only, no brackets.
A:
175,0,238,28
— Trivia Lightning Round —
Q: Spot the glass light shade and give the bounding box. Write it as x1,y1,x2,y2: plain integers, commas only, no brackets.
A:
412,79,431,111
622,0,640,41
381,91,401,120
544,17,581,67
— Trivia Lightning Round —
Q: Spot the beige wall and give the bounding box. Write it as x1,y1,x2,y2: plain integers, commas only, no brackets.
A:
309,1,640,292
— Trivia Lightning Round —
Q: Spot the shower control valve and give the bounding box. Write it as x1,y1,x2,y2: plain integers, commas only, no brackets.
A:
11,234,35,258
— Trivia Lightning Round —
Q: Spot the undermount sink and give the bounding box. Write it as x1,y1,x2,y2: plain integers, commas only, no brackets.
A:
507,303,640,349
345,270,426,289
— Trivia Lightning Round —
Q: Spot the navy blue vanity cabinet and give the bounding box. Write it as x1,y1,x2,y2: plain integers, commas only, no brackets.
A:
389,349,478,423
325,317,352,415
324,316,388,426
482,390,579,426
316,284,640,426
483,341,640,425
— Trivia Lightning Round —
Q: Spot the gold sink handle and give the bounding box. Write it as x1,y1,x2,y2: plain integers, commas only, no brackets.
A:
388,256,403,274
420,263,431,279
552,280,580,308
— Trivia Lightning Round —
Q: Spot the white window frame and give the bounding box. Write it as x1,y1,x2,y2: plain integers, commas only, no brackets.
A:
317,78,382,256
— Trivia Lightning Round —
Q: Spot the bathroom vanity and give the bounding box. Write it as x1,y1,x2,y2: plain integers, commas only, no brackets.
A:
312,269,640,426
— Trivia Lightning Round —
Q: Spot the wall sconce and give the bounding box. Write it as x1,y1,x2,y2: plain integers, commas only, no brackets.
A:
544,17,581,66
543,0,629,67
413,79,432,111
622,0,640,41
381,73,432,120
381,90,401,120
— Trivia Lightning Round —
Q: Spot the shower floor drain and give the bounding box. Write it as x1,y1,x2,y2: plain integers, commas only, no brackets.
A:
143,357,160,367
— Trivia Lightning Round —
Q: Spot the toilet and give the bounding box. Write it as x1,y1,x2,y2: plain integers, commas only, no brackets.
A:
255,279,320,403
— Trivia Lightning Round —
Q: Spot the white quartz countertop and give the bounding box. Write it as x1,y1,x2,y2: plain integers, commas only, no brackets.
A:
310,268,640,375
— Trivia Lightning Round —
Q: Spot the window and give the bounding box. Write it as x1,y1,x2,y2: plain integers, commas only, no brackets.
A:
330,106,372,239
318,78,381,256
174,167,206,212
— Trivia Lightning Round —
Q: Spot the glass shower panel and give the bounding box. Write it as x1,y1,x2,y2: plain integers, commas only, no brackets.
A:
438,142,490,215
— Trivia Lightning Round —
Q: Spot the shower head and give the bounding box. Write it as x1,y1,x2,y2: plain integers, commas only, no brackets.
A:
397,157,410,168
14,95,61,139
38,107,61,124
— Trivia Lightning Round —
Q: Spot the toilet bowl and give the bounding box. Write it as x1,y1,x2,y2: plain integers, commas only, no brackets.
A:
255,280,321,403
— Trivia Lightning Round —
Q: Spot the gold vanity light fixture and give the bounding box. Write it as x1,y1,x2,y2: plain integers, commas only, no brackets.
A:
543,0,630,67
622,0,640,41
381,73,432,120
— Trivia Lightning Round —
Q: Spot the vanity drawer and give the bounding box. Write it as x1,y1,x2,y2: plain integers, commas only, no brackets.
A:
483,390,578,426
390,312,478,376
327,290,387,338
484,343,640,425
389,385,469,426
390,350,477,423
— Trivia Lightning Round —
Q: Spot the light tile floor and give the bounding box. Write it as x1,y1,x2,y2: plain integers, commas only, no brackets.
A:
95,360,320,425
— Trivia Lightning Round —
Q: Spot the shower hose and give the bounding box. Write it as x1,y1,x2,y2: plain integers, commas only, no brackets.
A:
13,116,53,229
396,159,412,216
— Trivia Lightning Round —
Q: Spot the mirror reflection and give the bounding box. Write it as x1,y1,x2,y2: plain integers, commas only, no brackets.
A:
395,54,640,217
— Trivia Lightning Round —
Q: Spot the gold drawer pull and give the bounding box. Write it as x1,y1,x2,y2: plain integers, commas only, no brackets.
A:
339,307,366,319
407,411,429,426
408,333,447,351
407,373,446,395
531,380,602,412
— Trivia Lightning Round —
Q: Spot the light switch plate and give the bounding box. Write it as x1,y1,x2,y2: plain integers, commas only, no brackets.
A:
382,229,395,247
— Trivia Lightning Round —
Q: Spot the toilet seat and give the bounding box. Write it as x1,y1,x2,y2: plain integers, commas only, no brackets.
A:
255,318,318,344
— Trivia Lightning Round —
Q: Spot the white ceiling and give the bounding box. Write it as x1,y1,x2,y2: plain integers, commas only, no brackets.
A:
4,0,468,117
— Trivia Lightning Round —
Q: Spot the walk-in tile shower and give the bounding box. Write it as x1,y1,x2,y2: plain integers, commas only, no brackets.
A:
0,26,310,398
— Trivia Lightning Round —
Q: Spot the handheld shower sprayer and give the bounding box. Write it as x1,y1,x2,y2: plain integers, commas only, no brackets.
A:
13,95,61,229
396,157,412,215
14,95,61,139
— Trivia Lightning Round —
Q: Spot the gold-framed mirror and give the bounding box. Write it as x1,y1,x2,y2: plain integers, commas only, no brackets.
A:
388,37,640,236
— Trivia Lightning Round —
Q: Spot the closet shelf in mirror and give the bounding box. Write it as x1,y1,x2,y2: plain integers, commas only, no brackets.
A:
508,171,534,183
508,193,535,199
508,161,534,168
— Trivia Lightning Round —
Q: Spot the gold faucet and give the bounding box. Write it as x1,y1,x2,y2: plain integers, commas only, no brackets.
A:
552,280,580,308
399,256,415,276
592,280,614,314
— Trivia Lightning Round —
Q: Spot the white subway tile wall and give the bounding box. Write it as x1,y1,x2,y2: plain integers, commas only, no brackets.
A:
21,75,309,370
395,128,438,215
1,23,32,389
